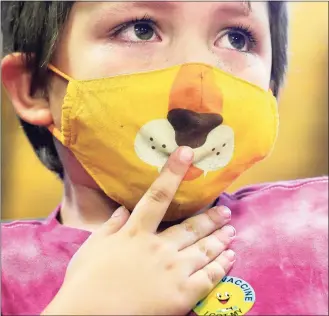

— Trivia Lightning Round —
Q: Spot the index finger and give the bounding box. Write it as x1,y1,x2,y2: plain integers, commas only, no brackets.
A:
126,146,194,233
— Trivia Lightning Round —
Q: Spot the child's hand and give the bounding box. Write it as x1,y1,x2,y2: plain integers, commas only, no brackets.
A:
42,147,236,315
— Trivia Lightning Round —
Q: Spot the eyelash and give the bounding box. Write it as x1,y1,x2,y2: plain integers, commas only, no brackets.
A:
226,24,258,50
110,15,158,39
109,17,258,51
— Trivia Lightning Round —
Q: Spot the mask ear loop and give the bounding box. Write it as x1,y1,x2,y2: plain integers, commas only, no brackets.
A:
48,64,74,82
47,64,74,143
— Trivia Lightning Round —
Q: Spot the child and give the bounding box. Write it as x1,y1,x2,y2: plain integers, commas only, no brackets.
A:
1,2,328,315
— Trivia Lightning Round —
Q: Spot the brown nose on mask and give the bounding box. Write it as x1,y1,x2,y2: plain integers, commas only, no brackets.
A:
167,109,223,149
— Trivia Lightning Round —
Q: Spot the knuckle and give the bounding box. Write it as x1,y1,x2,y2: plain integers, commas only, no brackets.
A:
203,211,216,226
205,267,217,284
149,239,162,252
207,207,224,224
218,253,233,273
182,221,201,239
183,221,194,233
201,270,215,292
214,262,226,280
204,239,218,260
164,260,176,271
157,240,176,256
198,240,212,260
205,263,224,285
147,187,171,203
198,240,207,254
125,225,139,238
212,231,227,246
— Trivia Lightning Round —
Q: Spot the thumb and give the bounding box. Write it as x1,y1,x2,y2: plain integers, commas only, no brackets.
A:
102,206,130,235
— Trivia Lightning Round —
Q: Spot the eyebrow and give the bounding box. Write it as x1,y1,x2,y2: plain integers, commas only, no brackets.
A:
108,1,177,13
243,1,252,15
244,1,252,13
215,1,252,17
92,1,252,18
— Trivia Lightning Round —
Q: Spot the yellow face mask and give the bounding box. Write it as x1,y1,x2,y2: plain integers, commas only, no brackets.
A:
48,63,278,221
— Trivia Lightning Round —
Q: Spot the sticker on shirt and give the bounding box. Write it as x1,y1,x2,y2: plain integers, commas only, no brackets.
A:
193,276,256,316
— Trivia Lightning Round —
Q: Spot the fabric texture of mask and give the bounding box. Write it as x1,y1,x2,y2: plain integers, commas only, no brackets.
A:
48,63,279,221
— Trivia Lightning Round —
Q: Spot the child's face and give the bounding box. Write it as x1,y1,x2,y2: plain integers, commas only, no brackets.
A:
49,1,273,208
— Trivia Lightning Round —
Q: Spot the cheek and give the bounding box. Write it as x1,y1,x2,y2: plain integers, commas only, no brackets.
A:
69,42,160,79
217,50,272,90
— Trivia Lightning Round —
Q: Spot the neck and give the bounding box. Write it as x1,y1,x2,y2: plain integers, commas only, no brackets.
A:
59,175,212,233
60,175,120,232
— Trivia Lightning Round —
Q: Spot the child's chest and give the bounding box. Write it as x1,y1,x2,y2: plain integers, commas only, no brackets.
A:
190,184,328,316
2,180,328,315
3,220,327,316
3,221,326,316
191,232,327,316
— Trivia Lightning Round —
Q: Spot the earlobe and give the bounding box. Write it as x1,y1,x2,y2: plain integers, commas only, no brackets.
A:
1,53,53,126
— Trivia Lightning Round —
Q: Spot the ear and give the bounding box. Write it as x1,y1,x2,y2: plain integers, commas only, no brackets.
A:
1,53,53,126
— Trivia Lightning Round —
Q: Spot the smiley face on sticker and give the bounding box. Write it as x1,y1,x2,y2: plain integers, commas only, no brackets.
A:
193,276,256,316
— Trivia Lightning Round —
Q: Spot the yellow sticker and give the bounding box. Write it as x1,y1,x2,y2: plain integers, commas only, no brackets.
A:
193,276,256,316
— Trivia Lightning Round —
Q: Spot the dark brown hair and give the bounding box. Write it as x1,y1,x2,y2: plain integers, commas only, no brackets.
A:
1,1,288,179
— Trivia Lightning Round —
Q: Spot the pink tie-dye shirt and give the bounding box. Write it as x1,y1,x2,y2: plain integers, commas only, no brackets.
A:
1,177,328,315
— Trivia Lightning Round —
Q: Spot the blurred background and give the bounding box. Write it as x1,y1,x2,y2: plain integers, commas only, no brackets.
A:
1,2,328,220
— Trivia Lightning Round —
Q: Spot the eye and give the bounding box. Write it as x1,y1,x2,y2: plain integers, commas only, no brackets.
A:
227,31,247,50
215,26,257,52
217,293,222,299
111,19,160,43
225,292,230,297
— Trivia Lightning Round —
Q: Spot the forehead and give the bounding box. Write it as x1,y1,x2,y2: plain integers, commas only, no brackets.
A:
91,1,251,10
77,1,268,20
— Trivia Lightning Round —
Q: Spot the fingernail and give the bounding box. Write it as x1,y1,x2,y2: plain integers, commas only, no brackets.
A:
225,249,236,262
218,206,231,219
222,225,236,238
178,146,194,163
